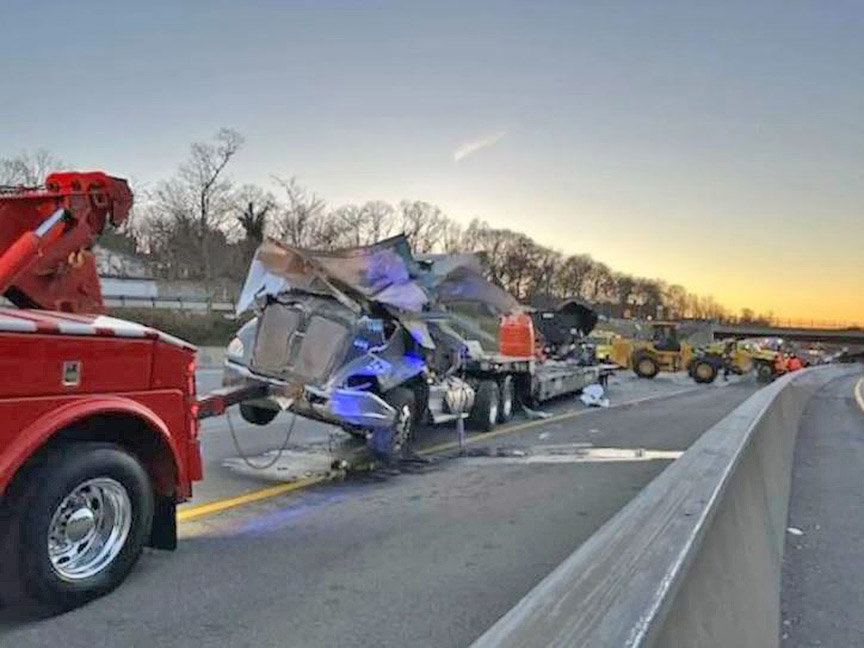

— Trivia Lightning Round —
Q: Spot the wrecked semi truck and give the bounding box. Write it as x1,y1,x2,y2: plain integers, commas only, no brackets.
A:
222,236,606,458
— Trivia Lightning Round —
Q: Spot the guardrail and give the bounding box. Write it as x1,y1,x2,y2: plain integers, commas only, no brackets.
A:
472,365,857,648
104,295,235,313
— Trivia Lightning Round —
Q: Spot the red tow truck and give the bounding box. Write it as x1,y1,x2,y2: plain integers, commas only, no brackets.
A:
0,173,207,610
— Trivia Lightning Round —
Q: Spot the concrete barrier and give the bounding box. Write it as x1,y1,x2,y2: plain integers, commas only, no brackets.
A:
471,366,857,648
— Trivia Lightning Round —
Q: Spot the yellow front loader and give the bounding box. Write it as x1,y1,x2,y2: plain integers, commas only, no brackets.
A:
609,322,693,379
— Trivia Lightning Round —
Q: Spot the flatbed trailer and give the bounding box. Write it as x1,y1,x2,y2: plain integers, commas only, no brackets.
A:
463,353,611,404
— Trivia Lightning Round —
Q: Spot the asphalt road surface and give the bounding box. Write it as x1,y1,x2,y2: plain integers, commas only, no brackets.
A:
188,367,739,507
781,371,864,646
0,377,757,648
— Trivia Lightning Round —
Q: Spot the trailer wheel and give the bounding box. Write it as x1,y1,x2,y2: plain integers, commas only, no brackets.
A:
632,352,659,379
470,380,499,432
498,376,515,423
691,359,718,384
0,442,154,611
239,403,278,426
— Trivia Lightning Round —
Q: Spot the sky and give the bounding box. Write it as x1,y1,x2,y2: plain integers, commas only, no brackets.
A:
2,0,862,322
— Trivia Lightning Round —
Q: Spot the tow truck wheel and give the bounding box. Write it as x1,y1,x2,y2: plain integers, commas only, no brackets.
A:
692,360,718,384
239,403,278,426
0,442,154,611
632,352,659,379
470,380,499,432
498,376,515,423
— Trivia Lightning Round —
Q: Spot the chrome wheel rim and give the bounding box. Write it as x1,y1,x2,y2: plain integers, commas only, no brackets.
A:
47,477,132,582
489,399,499,427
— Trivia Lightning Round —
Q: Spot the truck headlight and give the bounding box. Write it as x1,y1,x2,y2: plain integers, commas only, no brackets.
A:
227,337,245,359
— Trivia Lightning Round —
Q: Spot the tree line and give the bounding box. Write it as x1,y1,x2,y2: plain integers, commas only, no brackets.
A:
1,131,773,324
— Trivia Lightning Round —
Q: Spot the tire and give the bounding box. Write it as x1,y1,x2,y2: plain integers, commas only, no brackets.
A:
498,376,515,423
370,388,416,461
239,403,278,426
756,362,774,383
691,359,718,384
0,442,154,611
632,352,660,379
470,380,499,432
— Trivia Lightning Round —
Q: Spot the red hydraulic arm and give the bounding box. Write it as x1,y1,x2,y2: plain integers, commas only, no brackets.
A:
0,171,133,313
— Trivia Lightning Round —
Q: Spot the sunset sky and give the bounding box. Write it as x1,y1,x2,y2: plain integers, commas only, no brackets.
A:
2,0,862,322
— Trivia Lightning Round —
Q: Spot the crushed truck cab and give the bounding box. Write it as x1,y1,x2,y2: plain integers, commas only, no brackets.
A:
223,295,423,431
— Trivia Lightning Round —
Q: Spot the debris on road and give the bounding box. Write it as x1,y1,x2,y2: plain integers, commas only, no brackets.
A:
787,527,805,536
523,406,553,419
580,384,610,408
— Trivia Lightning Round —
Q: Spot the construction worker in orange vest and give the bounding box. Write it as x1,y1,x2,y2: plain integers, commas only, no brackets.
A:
774,351,787,375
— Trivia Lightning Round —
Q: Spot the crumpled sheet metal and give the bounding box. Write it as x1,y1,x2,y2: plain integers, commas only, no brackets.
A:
237,235,428,314
236,237,525,348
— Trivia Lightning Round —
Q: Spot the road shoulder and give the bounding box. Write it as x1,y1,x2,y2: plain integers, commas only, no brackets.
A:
781,372,864,645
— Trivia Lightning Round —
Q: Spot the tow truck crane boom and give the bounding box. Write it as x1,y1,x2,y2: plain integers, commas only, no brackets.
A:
0,171,132,313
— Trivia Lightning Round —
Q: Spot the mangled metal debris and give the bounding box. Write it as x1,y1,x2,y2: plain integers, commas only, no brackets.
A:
224,233,613,463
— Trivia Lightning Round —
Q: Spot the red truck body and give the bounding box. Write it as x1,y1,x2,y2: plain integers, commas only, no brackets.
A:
0,172,203,609
0,309,201,499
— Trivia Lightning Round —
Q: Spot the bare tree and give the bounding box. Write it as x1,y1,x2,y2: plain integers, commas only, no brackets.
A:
526,246,562,302
399,200,448,253
663,284,690,320
272,176,332,248
148,128,244,279
137,156,739,315
332,204,365,247
360,201,396,243
583,262,615,303
0,150,64,186
553,254,595,300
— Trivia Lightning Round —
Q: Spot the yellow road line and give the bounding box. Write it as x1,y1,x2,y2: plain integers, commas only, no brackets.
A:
178,476,327,522
178,385,699,523
854,377,864,414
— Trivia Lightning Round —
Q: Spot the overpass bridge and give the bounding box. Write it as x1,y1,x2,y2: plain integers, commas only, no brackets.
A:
710,322,864,345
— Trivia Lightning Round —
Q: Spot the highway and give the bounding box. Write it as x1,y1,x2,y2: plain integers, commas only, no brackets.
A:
186,368,731,511
0,372,757,648
781,372,864,646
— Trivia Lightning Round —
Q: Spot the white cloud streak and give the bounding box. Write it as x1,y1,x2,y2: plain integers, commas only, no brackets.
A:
454,130,507,162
